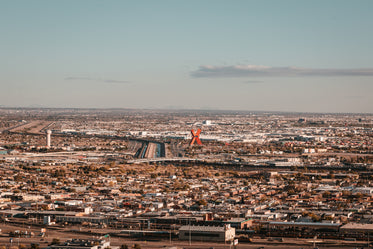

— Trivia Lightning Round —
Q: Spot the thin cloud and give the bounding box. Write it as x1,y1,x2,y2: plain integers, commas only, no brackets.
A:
64,77,130,84
191,65,373,78
243,80,264,84
345,95,365,99
102,79,130,84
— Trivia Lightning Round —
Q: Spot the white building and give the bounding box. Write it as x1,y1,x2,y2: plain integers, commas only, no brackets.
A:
179,225,235,242
203,120,212,125
48,239,114,249
353,187,373,195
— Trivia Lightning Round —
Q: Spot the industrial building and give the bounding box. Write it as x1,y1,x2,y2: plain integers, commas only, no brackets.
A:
178,225,235,242
47,239,113,249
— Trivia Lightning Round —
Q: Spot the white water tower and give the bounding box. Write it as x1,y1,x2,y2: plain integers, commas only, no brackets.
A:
46,130,52,148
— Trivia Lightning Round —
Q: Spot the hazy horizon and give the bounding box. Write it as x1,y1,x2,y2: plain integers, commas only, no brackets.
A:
1,106,372,116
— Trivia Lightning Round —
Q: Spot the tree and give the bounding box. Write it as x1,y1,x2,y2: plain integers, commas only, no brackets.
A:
196,199,207,206
133,244,141,249
51,238,60,245
308,212,321,222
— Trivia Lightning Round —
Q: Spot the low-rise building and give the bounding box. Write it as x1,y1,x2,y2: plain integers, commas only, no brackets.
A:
48,239,113,249
178,225,235,242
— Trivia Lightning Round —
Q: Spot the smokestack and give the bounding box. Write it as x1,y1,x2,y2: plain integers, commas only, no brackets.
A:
46,130,52,148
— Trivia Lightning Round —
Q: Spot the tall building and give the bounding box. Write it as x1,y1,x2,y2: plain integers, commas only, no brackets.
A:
46,130,51,148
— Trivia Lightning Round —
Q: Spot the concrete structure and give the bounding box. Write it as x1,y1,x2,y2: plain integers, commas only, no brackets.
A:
43,216,51,225
46,130,52,148
203,120,212,125
267,221,341,232
353,187,373,195
179,225,235,242
223,218,253,229
56,216,108,224
340,223,373,233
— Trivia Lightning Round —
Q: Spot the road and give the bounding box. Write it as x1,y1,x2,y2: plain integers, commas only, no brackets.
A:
0,223,369,248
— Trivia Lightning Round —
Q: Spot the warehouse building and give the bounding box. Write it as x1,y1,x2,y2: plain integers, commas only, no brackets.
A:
179,225,235,242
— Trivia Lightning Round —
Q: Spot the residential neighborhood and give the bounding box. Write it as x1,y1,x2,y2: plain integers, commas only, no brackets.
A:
0,108,372,248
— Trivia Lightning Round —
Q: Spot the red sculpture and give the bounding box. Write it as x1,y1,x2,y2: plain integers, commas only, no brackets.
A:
190,129,202,146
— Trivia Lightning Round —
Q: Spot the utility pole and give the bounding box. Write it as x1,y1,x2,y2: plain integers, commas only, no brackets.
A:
189,218,191,246
312,235,317,248
368,231,370,248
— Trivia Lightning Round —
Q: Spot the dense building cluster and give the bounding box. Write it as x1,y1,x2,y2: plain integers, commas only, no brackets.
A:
0,108,372,248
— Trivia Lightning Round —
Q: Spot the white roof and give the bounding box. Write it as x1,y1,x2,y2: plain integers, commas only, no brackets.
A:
179,225,233,232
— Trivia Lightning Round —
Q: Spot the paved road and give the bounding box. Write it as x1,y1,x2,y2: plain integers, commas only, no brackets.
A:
0,223,369,248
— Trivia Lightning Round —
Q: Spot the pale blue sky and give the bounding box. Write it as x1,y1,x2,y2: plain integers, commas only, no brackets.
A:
1,0,372,112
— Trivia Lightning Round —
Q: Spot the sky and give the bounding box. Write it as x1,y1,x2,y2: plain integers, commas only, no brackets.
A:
1,0,372,113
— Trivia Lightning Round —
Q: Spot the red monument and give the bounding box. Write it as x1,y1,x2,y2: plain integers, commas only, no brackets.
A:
190,128,202,146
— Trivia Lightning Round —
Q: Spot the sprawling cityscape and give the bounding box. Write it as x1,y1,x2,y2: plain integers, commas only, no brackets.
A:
2,0,373,248
0,108,372,248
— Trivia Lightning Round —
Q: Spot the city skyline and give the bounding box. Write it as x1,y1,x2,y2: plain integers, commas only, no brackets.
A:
1,0,373,113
